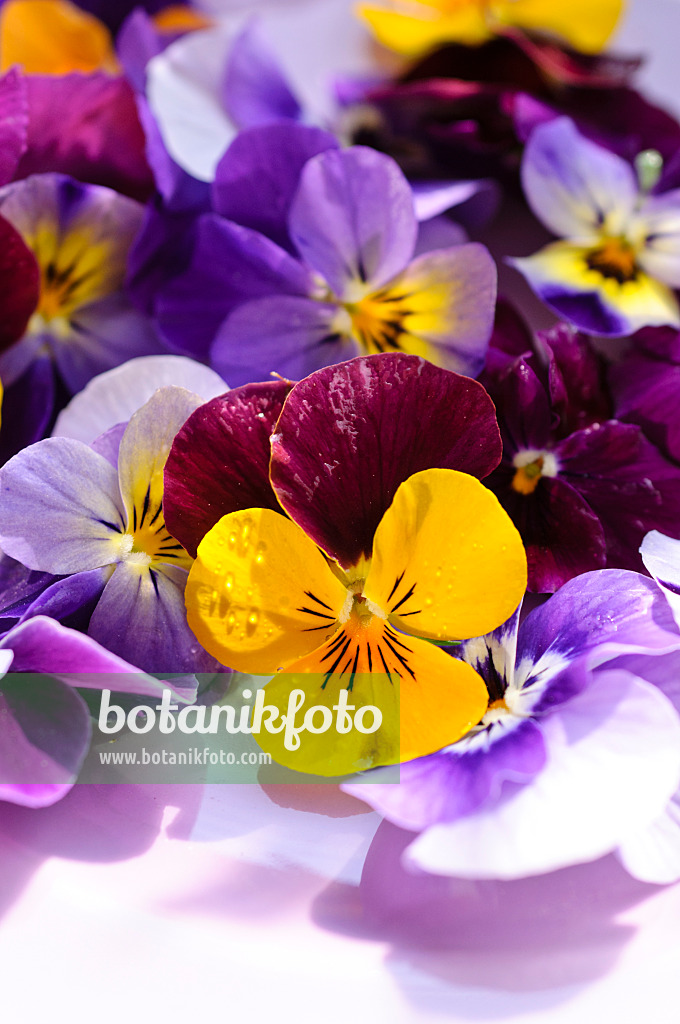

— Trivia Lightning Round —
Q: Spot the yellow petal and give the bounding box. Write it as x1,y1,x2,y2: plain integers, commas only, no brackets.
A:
495,0,624,55
252,608,488,775
364,468,527,642
0,0,118,74
357,3,492,57
186,508,349,674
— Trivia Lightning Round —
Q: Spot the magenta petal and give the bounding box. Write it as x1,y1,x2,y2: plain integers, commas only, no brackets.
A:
271,354,502,568
539,323,610,437
18,73,153,202
0,68,27,186
164,381,292,558
0,674,91,808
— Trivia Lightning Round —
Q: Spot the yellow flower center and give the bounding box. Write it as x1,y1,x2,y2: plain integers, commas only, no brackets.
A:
116,486,191,570
585,237,639,284
340,286,413,355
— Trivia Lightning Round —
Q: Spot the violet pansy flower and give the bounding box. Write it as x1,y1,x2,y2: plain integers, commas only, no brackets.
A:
151,128,497,386
512,117,680,337
0,385,220,674
345,569,680,879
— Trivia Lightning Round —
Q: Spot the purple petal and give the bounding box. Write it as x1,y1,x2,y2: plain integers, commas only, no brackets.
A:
638,189,680,288
0,68,27,186
0,673,91,808
15,567,108,632
117,9,164,93
0,438,125,573
211,295,356,388
88,562,217,674
557,421,680,572
136,96,211,214
0,357,54,466
345,718,546,830
521,117,638,238
222,20,302,129
90,423,126,468
411,180,482,222
0,554,55,624
212,123,338,252
271,354,502,568
155,213,312,361
486,469,606,593
53,293,164,395
0,614,189,700
610,346,680,463
539,323,611,437
288,146,417,295
164,381,292,558
519,568,680,714
480,355,552,457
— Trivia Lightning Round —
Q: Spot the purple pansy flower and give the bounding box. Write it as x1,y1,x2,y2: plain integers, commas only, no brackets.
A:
344,569,680,879
512,117,680,336
0,614,185,808
482,320,680,591
0,173,163,398
0,385,222,674
146,126,496,386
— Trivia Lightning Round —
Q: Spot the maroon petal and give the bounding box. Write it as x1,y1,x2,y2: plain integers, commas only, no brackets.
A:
557,421,680,573
538,323,611,438
163,381,292,558
270,354,502,569
486,466,606,593
0,213,39,354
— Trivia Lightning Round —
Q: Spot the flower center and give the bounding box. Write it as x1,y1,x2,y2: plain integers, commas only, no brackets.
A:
332,282,413,355
585,237,639,284
511,449,559,495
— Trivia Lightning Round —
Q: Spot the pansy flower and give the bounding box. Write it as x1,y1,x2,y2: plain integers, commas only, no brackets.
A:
344,569,680,879
164,354,527,774
512,117,680,336
482,320,680,591
357,0,624,59
148,128,497,385
0,173,162,396
0,385,221,674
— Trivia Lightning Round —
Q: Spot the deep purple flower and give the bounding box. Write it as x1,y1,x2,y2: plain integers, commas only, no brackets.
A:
482,320,680,591
610,326,680,464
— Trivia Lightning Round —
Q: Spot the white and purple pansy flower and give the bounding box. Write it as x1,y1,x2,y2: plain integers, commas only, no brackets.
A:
0,383,225,674
512,117,680,337
136,122,497,386
344,569,680,879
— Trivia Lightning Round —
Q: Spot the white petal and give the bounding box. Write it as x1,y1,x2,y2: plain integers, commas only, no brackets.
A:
406,670,680,879
617,791,680,884
53,356,228,444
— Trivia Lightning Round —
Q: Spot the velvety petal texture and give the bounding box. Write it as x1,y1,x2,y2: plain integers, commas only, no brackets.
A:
164,380,292,559
270,354,503,569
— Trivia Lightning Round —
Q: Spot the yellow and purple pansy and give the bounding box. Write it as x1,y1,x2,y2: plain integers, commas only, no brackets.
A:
513,117,680,337
0,385,221,674
164,354,527,775
0,172,162,396
145,125,497,386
